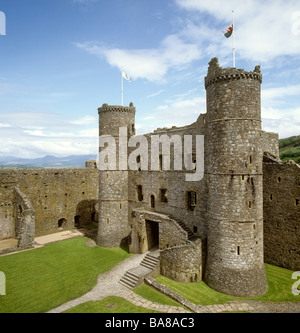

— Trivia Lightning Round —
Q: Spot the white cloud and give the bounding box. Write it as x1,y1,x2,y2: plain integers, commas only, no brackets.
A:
262,85,300,103
175,0,300,62
0,111,98,158
75,32,202,82
71,115,97,125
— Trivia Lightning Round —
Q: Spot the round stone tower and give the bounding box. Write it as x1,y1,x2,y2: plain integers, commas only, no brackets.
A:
204,58,268,297
97,102,136,248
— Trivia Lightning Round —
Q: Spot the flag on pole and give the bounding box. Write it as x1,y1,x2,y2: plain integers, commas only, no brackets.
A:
122,70,131,82
222,23,233,38
0,11,6,35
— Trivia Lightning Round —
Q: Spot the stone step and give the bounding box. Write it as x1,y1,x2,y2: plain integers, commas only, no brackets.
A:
176,221,195,239
119,271,140,289
140,254,160,270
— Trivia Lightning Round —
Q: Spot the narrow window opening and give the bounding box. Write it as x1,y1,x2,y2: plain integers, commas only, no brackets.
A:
137,185,143,202
248,201,252,208
74,215,80,228
296,199,299,206
160,189,168,203
277,177,281,183
159,154,163,171
136,155,141,171
120,203,122,209
193,226,198,233
237,246,240,256
150,195,155,209
269,194,273,201
187,191,197,211
249,155,253,164
91,212,97,222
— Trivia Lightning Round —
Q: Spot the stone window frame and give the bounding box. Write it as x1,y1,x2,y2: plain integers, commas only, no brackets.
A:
187,191,197,211
159,188,168,203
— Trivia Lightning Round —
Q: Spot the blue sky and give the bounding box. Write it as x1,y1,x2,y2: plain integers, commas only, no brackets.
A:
0,0,299,158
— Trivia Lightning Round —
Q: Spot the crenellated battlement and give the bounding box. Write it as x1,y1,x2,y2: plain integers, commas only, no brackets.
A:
98,102,136,114
205,57,262,89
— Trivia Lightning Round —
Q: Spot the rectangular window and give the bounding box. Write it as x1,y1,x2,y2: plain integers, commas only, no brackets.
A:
160,189,168,203
137,185,143,202
187,191,197,211
159,154,163,171
237,246,240,256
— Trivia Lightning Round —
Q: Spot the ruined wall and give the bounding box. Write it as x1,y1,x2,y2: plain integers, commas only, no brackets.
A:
263,160,300,270
0,183,14,240
14,187,35,249
0,167,99,239
261,131,280,158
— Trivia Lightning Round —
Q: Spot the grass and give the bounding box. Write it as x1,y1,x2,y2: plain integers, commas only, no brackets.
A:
154,263,300,306
0,237,131,313
134,284,183,307
0,238,299,313
63,296,158,313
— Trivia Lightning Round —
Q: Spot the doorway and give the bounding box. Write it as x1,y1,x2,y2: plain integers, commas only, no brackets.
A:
145,220,159,250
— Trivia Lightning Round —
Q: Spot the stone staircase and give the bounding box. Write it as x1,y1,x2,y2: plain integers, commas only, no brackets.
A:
175,220,198,242
119,251,160,290
119,270,140,289
140,252,160,270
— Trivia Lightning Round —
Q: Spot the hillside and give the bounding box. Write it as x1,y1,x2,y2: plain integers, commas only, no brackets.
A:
279,135,300,164
0,154,97,169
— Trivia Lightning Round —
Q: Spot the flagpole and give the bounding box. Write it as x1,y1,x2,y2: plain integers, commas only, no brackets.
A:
121,70,124,106
232,10,236,68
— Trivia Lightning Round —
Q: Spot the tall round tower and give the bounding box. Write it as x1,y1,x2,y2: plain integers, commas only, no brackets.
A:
204,58,268,297
97,103,136,248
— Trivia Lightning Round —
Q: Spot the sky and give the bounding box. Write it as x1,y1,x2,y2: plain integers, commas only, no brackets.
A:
0,0,299,158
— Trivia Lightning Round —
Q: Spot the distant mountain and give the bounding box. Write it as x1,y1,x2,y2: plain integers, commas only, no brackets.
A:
279,135,300,164
0,154,97,169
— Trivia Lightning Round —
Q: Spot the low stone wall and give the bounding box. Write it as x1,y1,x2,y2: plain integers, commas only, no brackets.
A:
160,239,203,282
144,277,199,313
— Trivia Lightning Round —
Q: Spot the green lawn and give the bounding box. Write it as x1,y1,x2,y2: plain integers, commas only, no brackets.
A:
0,237,131,313
0,238,299,313
134,284,183,307
154,263,300,306
63,296,158,313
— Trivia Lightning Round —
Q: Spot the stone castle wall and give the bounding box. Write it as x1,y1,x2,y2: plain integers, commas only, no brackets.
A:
0,167,99,240
263,160,300,270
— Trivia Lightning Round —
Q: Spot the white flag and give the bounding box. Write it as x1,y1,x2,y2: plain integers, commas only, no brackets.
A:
122,70,131,82
0,11,6,36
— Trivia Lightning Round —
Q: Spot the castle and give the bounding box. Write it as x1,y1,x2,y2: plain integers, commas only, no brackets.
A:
0,58,299,298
